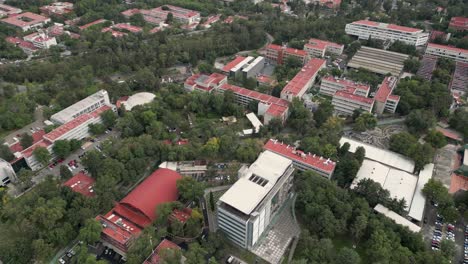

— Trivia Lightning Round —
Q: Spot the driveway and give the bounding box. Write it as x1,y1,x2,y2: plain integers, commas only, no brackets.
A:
3,106,45,144
9,131,118,198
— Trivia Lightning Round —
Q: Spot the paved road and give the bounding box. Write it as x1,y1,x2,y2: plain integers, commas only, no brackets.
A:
203,185,232,232
9,131,118,198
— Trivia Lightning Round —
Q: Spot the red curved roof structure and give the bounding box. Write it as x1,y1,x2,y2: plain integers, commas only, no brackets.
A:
96,168,182,254
120,168,182,225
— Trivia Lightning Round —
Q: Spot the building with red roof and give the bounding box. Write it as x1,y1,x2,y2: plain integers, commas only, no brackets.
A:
319,76,370,97
79,19,107,31
345,20,429,46
1,12,51,31
308,0,341,8
40,2,73,17
218,83,289,125
184,73,227,92
374,76,400,114
23,32,57,49
63,172,96,197
425,43,468,63
304,38,344,58
280,58,326,101
332,87,375,115
264,139,336,178
202,14,220,28
221,56,250,74
150,5,200,25
5,36,38,54
101,23,142,37
143,239,182,264
169,208,192,224
0,4,22,18
449,17,468,32
256,75,277,87
223,15,247,24
96,168,182,256
265,44,308,65
429,30,448,42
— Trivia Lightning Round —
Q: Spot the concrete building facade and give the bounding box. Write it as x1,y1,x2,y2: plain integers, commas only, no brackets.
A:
332,87,375,115
217,151,295,249
319,76,370,97
304,38,344,58
425,43,468,63
345,20,429,46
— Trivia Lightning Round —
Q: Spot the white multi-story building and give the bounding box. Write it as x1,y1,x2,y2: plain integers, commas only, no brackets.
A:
319,76,370,97
23,32,57,49
304,38,344,58
242,56,265,79
332,87,375,115
345,20,429,46
50,90,112,125
21,105,112,171
217,151,295,249
0,158,16,186
425,43,468,63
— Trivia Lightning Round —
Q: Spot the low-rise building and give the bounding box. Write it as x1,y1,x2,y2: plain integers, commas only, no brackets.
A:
280,58,326,101
150,5,200,24
184,73,227,92
1,12,51,31
319,76,370,97
96,168,182,257
223,56,254,77
5,36,38,54
264,139,336,178
40,2,73,17
23,32,57,49
102,23,143,37
79,19,106,31
242,56,265,79
332,87,375,115
265,44,308,65
159,161,207,179
345,20,429,46
449,17,468,32
143,239,182,264
425,43,468,63
304,38,344,58
50,89,112,125
0,4,22,18
217,150,295,249
347,46,408,76
218,83,289,125
373,76,400,114
63,172,96,197
0,158,16,186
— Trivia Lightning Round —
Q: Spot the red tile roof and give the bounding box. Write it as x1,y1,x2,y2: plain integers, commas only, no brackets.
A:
113,23,143,33
1,12,49,28
21,139,52,158
44,105,110,142
5,36,38,51
63,172,96,197
427,43,468,54
79,19,106,30
305,38,343,51
264,139,336,173
374,76,397,103
322,76,370,91
119,168,182,226
96,168,182,252
143,239,181,264
222,56,247,72
121,8,140,17
281,58,326,97
9,129,46,153
449,17,468,31
284,47,307,57
353,20,422,33
335,89,374,105
435,127,463,141
266,44,283,51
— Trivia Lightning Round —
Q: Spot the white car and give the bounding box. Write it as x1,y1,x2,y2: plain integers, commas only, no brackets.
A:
59,258,66,264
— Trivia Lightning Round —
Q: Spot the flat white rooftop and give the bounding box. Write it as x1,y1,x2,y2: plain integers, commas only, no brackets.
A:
246,112,263,133
242,56,264,72
340,137,415,173
375,204,421,233
464,149,468,166
352,159,418,207
408,163,434,221
51,90,109,124
219,151,292,215
231,56,254,73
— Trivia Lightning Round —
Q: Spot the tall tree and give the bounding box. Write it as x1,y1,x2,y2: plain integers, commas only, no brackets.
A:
20,133,34,149
176,177,205,202
33,147,51,166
